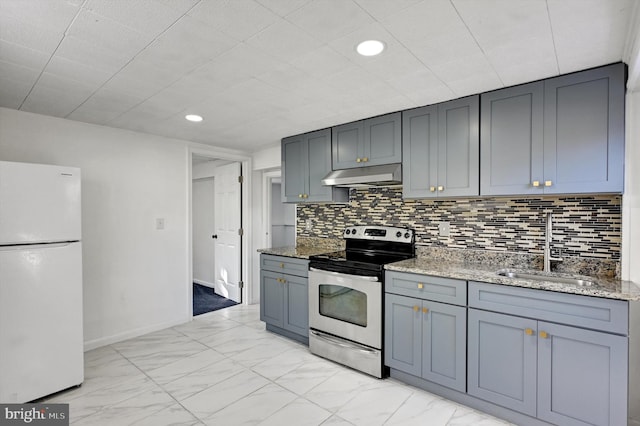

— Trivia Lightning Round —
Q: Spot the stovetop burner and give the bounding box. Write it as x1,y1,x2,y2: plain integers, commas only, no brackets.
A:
309,225,416,276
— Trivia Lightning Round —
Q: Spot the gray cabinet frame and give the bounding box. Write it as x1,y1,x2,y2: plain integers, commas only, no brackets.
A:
259,254,310,344
332,112,401,169
281,129,347,203
481,63,624,196
403,96,479,198
385,272,466,392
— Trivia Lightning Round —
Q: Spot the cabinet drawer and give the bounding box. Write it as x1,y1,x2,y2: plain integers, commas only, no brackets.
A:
469,281,628,334
385,271,466,306
261,254,309,277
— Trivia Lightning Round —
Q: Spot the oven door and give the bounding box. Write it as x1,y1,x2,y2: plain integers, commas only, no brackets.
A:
308,268,382,349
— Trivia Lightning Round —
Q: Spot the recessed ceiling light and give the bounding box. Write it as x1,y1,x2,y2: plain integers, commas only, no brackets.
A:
185,114,203,122
356,40,385,56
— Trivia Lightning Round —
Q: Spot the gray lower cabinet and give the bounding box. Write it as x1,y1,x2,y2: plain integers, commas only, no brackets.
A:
282,129,347,203
332,112,401,169
260,254,309,344
481,62,625,196
385,294,466,392
403,95,479,198
385,271,467,392
468,281,628,426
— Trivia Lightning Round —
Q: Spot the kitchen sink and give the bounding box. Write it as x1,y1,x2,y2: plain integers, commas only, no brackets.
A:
496,269,595,287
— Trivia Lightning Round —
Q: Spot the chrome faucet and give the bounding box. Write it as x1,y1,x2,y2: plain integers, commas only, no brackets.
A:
544,212,563,272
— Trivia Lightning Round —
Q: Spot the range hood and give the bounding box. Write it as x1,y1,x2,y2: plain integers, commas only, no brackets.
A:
321,163,402,187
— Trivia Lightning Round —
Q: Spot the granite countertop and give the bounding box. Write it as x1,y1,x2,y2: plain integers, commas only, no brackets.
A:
386,257,640,301
257,246,337,259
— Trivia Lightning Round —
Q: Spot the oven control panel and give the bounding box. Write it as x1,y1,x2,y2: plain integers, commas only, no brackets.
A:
343,225,414,242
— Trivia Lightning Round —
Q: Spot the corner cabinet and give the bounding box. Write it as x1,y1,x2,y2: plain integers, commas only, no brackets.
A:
468,281,628,426
260,254,310,344
332,112,401,170
481,63,625,196
281,129,348,203
385,271,466,392
403,96,479,198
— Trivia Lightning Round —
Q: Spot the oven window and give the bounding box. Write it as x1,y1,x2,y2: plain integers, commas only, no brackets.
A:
318,285,367,327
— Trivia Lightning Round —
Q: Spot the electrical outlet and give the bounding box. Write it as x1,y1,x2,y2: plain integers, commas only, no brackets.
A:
156,218,165,230
438,222,450,237
305,218,313,231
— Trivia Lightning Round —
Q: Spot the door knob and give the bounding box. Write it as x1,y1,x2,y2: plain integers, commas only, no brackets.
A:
212,234,218,239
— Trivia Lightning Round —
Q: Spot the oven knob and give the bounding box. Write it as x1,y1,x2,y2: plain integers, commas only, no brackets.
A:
404,232,411,239
352,228,357,234
345,229,351,235
396,231,402,238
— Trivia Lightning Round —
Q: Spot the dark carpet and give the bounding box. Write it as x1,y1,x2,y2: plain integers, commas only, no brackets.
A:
193,283,238,316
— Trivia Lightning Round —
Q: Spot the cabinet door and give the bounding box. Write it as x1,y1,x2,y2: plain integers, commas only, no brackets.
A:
283,274,309,337
468,309,537,417
332,121,363,169
385,294,422,377
306,128,334,202
364,112,402,167
437,96,479,197
421,300,466,392
260,270,284,328
402,105,438,198
543,63,625,194
537,321,628,426
281,135,308,202
480,82,544,196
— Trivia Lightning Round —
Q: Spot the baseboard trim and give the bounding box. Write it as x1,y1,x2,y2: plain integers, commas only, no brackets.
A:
83,316,190,351
193,279,215,288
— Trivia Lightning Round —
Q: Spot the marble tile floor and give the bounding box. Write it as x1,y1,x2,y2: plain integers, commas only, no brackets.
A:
45,304,513,425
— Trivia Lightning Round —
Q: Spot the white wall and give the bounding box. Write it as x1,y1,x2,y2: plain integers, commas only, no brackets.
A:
0,107,194,349
623,92,640,282
250,145,282,304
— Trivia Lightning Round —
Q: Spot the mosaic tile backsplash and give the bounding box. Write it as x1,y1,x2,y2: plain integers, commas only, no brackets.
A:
296,187,621,261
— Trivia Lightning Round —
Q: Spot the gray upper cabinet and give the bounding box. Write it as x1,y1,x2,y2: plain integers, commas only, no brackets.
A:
403,96,479,198
543,64,625,194
282,129,347,203
332,112,401,170
481,63,625,196
480,82,544,196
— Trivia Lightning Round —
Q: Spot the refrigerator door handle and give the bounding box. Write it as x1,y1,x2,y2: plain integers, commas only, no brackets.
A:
0,242,76,251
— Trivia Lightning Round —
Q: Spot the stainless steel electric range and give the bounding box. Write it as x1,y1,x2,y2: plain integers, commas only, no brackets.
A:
308,225,416,378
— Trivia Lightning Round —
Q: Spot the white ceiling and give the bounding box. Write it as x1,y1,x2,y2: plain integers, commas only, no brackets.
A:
0,0,635,152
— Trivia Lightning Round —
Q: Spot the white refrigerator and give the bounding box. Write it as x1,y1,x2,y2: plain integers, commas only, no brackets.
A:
0,161,84,403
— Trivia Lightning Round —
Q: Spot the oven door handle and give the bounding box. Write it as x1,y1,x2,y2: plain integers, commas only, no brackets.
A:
309,267,380,282
310,330,379,354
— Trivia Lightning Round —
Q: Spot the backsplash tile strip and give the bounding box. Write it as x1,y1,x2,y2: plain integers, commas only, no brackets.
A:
297,188,621,261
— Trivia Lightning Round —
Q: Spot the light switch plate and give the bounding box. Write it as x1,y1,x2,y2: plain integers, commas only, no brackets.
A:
439,222,450,237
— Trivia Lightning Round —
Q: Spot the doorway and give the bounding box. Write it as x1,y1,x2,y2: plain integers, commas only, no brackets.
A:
270,179,295,247
191,155,243,316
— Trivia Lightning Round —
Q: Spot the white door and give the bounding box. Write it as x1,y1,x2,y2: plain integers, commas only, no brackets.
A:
192,177,215,287
214,162,242,303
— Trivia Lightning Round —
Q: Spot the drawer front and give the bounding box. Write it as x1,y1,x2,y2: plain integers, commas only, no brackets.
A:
385,271,467,306
261,254,309,277
469,281,628,335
